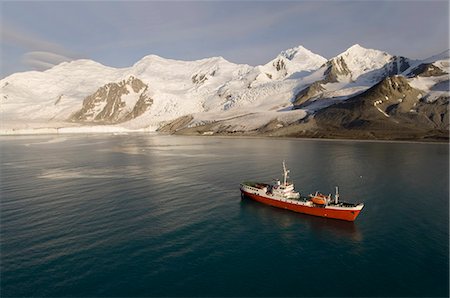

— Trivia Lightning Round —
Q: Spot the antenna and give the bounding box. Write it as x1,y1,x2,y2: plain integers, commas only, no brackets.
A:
335,186,339,204
282,160,290,185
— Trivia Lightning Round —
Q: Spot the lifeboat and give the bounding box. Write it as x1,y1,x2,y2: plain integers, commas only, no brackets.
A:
310,193,329,205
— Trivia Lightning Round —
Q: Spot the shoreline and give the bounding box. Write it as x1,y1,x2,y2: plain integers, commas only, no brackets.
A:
1,128,448,145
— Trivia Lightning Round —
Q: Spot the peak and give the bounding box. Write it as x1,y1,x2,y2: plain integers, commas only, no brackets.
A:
54,59,103,68
212,56,227,61
279,45,320,61
326,45,395,82
140,54,166,61
261,44,326,75
46,59,111,73
348,44,365,50
338,44,392,58
286,45,309,53
136,54,234,66
133,54,180,69
197,56,230,64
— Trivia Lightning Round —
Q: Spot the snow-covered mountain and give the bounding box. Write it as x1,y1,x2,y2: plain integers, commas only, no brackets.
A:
326,44,411,82
71,76,152,123
1,44,448,140
255,45,327,81
292,45,413,107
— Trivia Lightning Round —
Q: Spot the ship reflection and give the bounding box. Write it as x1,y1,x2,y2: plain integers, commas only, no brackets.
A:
240,197,363,242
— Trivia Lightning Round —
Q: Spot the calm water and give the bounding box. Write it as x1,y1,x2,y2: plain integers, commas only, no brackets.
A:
0,134,448,297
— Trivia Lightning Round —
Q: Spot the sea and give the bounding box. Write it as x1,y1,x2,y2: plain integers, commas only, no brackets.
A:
0,134,448,297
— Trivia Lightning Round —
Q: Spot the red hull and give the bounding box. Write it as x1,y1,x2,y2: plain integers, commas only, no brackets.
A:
242,190,361,221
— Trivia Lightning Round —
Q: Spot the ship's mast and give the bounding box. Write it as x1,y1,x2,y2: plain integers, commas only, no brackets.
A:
335,186,339,204
282,161,290,185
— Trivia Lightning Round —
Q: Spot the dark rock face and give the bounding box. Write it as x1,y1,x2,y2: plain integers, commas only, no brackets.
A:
191,69,217,85
291,57,353,107
192,73,208,84
386,56,411,76
292,56,411,107
322,55,411,84
271,58,288,77
314,76,448,133
157,115,194,133
71,76,152,123
407,63,447,77
323,57,351,83
274,58,286,72
292,81,326,107
414,96,449,129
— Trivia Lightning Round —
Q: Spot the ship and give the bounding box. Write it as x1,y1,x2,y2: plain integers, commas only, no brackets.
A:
240,162,364,221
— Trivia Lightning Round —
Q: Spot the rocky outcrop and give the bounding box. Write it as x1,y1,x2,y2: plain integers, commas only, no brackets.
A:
292,81,326,107
322,57,352,83
257,45,327,81
273,58,287,72
291,57,354,107
158,115,194,133
71,76,152,123
292,55,412,107
192,73,207,84
191,69,217,85
385,56,411,77
314,76,448,133
407,63,447,77
414,96,449,128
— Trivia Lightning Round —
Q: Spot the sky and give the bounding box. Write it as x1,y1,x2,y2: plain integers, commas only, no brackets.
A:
1,0,449,78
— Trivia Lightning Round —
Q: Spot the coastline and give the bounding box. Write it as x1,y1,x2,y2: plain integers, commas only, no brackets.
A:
0,123,152,136
1,125,448,144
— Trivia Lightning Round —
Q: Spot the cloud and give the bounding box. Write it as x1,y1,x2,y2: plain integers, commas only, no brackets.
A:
1,23,81,70
1,1,447,76
21,51,73,71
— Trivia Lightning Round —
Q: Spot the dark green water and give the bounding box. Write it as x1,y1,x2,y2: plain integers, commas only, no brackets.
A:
1,135,448,297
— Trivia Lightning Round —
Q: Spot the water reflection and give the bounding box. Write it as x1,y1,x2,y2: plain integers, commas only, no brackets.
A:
240,197,362,242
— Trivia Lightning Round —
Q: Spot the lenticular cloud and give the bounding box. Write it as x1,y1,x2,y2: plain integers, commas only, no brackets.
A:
22,51,74,71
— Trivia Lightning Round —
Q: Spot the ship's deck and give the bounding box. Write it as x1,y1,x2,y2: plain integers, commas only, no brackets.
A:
241,181,269,189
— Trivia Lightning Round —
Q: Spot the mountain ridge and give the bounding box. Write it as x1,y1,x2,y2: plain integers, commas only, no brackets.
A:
1,44,448,141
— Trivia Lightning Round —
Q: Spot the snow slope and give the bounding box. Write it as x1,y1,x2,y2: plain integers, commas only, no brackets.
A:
1,45,325,134
334,44,394,82
291,44,444,111
1,44,448,135
256,45,327,81
408,49,449,103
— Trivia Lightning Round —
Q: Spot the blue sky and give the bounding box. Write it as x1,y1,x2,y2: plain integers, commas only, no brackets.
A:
1,1,449,78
